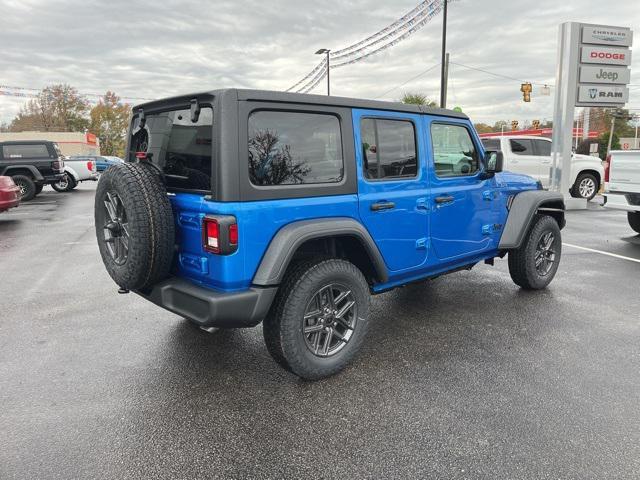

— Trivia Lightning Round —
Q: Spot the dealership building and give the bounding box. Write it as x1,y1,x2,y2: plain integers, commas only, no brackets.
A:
0,131,100,156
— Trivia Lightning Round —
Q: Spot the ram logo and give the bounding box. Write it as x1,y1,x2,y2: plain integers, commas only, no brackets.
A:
589,88,598,99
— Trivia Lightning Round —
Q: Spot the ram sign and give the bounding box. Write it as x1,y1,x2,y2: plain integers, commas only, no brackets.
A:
577,85,630,103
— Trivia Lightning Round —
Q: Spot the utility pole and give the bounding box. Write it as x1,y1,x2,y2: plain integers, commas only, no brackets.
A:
606,116,615,156
315,49,331,95
441,52,449,109
440,0,448,108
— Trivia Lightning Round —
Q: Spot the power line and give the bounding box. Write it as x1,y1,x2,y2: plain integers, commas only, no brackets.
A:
449,61,554,88
374,63,440,98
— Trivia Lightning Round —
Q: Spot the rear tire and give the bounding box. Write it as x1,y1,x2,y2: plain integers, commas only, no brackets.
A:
263,258,370,380
52,173,74,192
12,175,36,201
570,173,598,201
35,184,44,195
94,162,175,291
508,215,562,290
628,212,640,234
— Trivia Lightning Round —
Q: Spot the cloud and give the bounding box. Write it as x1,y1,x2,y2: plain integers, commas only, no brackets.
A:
1,0,639,125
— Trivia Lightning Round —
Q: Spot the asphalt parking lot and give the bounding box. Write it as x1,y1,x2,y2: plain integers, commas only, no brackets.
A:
1,182,639,480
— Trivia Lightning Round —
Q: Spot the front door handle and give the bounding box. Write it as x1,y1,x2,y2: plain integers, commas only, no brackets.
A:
371,201,395,211
435,195,454,204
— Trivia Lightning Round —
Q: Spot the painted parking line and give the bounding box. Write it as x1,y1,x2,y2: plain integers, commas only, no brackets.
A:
563,242,640,264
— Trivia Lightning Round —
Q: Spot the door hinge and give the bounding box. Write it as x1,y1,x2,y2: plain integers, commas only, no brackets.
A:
482,190,497,201
482,223,503,235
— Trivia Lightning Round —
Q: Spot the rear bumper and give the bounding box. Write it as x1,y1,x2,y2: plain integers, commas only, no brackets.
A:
136,277,277,328
40,173,65,184
603,192,640,212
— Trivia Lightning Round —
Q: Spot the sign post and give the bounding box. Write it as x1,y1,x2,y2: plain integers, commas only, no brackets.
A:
550,22,633,208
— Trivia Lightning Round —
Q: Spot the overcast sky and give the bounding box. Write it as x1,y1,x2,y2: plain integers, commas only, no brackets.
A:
1,0,639,126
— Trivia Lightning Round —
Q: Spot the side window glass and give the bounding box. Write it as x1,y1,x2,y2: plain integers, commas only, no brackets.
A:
248,111,343,186
431,124,480,178
360,118,417,180
510,139,534,155
534,140,552,157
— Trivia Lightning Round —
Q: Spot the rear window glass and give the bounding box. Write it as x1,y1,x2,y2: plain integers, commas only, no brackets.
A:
481,139,500,151
130,107,213,191
248,111,343,186
534,139,552,156
510,139,534,155
2,144,50,158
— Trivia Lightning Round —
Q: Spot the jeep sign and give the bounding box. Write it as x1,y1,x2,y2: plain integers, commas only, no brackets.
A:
577,85,629,104
582,26,633,47
581,45,632,66
579,65,630,84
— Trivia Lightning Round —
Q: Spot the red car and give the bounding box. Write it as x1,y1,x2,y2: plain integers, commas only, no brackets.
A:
0,176,20,212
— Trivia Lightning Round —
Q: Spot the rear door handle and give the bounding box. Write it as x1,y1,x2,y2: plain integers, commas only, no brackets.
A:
370,201,395,211
435,195,454,204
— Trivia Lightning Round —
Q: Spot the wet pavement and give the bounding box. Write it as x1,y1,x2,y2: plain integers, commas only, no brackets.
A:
1,183,639,479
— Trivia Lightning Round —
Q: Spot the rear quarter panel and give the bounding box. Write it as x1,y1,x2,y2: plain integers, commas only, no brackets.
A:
607,150,640,194
169,192,360,291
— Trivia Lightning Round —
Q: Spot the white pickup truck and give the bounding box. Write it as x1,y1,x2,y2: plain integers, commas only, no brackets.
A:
603,150,640,233
52,156,98,192
481,135,604,200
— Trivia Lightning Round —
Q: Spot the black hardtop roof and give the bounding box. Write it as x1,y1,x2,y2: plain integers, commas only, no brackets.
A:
134,88,468,120
0,140,57,145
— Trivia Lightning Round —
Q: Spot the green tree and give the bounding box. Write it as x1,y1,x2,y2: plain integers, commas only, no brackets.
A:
577,132,620,160
474,123,493,134
9,84,89,132
401,92,436,106
89,92,132,157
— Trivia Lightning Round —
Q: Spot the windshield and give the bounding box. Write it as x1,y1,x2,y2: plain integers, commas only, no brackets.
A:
130,106,213,192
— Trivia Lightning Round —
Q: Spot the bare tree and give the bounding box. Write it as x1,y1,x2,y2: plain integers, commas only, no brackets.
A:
249,130,310,185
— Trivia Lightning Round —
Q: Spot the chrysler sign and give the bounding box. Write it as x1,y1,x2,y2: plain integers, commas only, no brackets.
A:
582,26,633,47
577,85,629,104
581,45,632,66
579,65,630,84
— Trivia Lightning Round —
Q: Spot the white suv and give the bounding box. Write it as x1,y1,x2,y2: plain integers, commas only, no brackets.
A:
481,136,604,200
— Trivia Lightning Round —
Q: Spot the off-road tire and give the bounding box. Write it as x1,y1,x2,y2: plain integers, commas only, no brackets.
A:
12,175,36,201
34,184,44,195
68,176,78,190
628,212,640,234
94,162,175,291
570,173,598,201
508,215,562,290
263,258,370,380
52,173,74,192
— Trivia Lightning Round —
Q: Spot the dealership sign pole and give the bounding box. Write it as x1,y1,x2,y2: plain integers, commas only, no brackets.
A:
550,22,632,206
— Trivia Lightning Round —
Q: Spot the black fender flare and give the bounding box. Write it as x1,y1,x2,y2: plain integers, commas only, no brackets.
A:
1,165,44,181
252,217,388,286
498,191,565,250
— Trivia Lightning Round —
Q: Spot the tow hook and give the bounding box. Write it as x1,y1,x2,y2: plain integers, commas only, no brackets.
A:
118,288,130,294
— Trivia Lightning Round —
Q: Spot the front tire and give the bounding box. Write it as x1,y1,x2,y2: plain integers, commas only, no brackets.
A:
12,175,36,201
570,173,598,201
628,212,640,234
508,215,562,290
263,258,370,380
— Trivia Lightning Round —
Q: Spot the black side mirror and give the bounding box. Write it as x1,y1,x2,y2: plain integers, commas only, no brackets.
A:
483,151,503,176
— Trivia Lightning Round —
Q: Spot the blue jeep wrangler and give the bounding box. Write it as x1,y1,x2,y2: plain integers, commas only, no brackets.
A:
95,89,565,379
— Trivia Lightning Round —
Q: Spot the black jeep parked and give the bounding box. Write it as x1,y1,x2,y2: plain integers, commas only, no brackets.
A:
0,141,66,200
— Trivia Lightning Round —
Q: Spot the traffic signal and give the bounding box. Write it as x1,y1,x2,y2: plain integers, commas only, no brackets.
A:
511,120,519,131
520,82,532,102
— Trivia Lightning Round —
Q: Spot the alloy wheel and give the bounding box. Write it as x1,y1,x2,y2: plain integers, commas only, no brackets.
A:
103,191,129,265
579,177,596,199
302,283,357,357
535,231,556,276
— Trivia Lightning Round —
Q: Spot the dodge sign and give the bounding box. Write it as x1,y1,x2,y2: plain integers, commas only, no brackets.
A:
581,45,632,66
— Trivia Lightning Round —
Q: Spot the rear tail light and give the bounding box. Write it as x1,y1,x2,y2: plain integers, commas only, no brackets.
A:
87,161,94,172
604,154,611,183
51,159,63,171
203,215,238,255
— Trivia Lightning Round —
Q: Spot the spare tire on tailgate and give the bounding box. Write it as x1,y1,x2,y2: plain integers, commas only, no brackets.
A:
94,162,175,291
